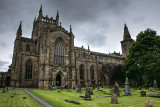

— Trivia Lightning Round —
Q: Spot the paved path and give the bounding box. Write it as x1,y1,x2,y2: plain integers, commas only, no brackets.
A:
23,89,55,107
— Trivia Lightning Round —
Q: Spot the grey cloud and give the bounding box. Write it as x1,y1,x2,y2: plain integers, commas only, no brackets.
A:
0,41,7,47
0,60,10,66
8,54,13,59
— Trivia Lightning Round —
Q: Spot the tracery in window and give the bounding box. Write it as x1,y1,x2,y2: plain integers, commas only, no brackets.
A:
54,38,65,65
25,59,32,79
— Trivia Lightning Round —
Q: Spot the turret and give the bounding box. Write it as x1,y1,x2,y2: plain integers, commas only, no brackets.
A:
56,10,59,26
38,5,43,21
16,21,22,40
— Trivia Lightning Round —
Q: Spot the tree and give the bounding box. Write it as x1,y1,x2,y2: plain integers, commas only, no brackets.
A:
110,64,125,85
123,28,160,87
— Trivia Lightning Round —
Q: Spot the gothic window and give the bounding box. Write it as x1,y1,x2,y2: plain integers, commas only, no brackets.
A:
80,64,84,80
90,65,94,80
54,38,65,65
26,44,30,52
25,60,32,79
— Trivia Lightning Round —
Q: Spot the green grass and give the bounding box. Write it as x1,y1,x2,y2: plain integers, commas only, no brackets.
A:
29,88,160,107
0,88,42,107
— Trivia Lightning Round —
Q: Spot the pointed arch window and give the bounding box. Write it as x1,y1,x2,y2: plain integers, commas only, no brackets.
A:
80,64,85,80
54,38,65,65
25,60,32,79
90,65,94,80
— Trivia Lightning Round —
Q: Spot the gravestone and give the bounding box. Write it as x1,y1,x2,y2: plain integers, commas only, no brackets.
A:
111,93,118,104
3,87,5,93
149,87,155,92
113,81,120,97
65,99,80,105
141,91,146,96
153,80,158,90
77,84,81,93
84,86,92,100
145,100,154,107
124,77,131,96
139,86,142,90
89,89,93,95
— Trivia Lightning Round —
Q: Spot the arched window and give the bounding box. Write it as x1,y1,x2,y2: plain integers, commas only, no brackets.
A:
54,38,65,65
90,65,94,80
25,60,32,79
26,44,30,52
80,64,85,80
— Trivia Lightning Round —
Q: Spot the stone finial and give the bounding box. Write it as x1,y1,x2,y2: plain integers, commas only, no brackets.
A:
38,5,43,21
56,10,59,26
70,25,72,33
16,21,22,39
88,45,90,50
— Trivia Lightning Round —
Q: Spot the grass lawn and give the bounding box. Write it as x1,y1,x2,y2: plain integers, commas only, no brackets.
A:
0,88,42,107
29,88,160,107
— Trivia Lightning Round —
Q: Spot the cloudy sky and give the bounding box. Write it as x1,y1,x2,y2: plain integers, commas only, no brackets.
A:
0,0,160,71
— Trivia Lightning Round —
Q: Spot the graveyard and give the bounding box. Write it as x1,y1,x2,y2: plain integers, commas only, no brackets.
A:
0,86,160,107
0,88,42,107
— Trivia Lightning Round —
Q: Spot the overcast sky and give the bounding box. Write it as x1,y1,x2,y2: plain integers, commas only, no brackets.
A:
0,0,160,71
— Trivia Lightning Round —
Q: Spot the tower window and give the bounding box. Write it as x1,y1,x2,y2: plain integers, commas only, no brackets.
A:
25,60,32,79
54,38,65,65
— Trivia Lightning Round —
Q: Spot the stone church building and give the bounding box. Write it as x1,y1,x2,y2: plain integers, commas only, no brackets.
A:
10,6,134,89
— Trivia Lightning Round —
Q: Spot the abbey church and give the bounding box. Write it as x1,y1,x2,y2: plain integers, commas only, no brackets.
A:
11,5,134,89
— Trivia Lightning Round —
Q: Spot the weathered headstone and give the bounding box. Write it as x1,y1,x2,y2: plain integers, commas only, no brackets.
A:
124,77,131,96
89,89,93,95
3,87,5,93
111,93,118,104
139,86,142,90
145,100,154,107
153,80,158,90
84,86,92,100
113,81,120,97
141,91,146,96
77,84,81,93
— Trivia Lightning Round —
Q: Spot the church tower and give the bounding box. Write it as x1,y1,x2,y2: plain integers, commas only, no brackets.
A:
121,24,134,58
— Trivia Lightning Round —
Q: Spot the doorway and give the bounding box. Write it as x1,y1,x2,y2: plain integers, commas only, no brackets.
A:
56,74,61,86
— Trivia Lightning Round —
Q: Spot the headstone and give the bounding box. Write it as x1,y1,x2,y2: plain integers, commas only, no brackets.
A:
89,89,93,95
3,87,5,93
124,77,131,96
153,80,158,90
141,91,146,96
113,81,120,97
149,87,155,92
145,100,154,107
111,93,118,104
77,84,81,93
84,85,92,100
139,86,142,90
65,99,80,105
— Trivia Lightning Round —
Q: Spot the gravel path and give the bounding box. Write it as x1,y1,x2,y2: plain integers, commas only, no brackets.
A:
23,89,55,107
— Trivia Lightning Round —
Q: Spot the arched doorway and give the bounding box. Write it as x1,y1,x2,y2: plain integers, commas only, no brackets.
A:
56,74,61,86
